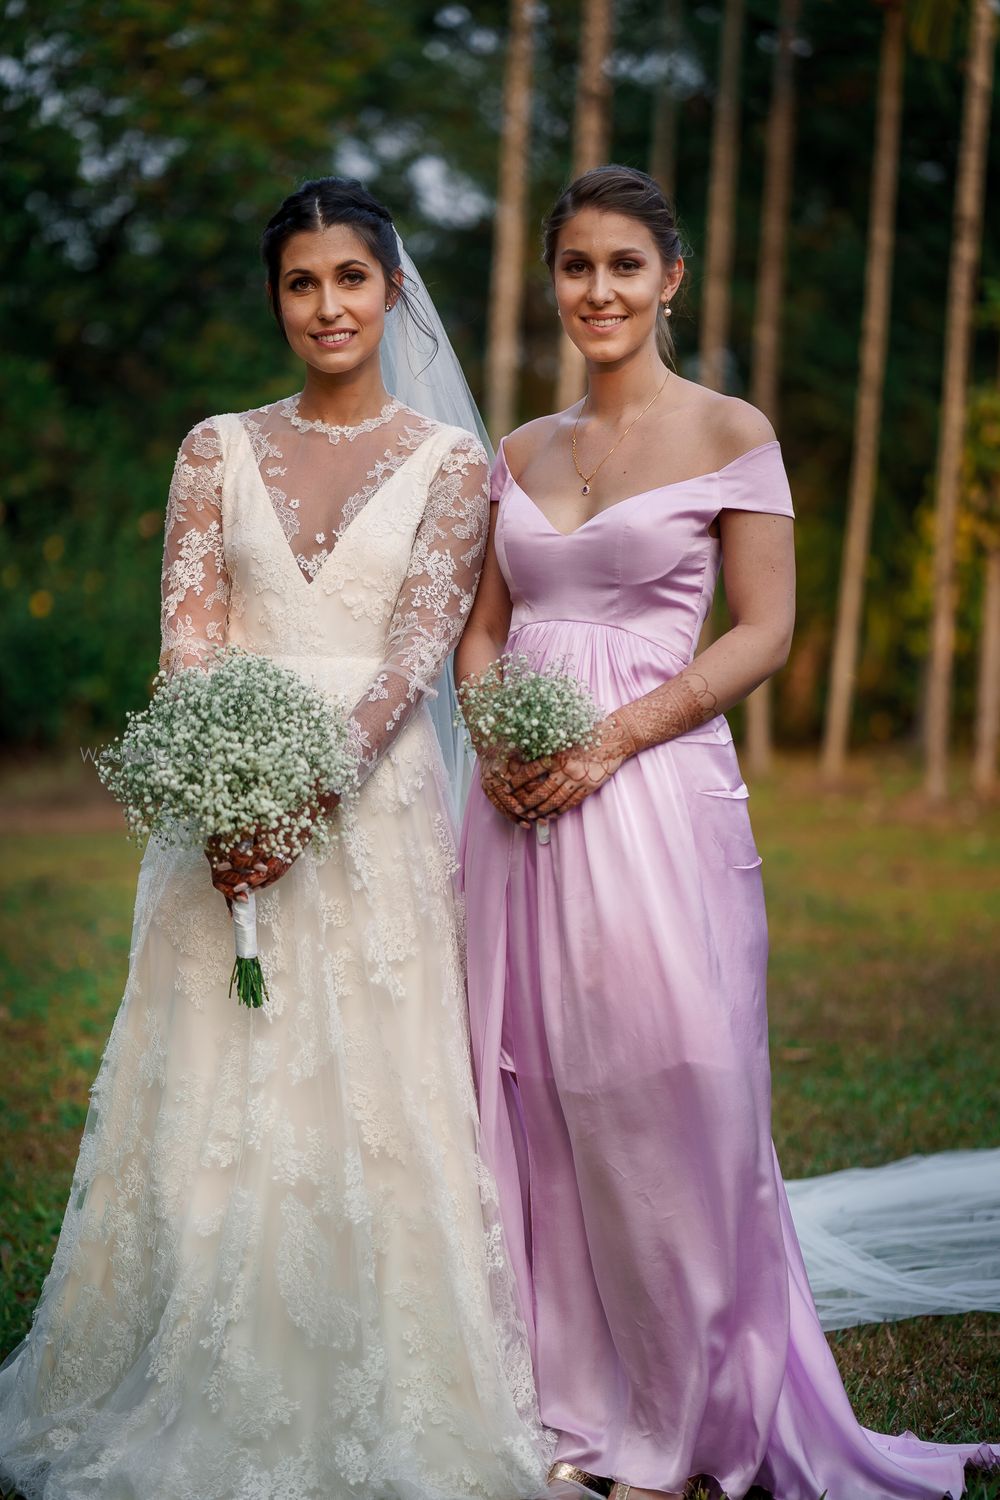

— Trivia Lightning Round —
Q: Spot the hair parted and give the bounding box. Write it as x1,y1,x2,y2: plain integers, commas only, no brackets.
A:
261,176,436,356
542,164,684,362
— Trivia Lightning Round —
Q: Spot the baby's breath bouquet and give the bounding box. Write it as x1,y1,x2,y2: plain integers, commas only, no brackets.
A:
98,644,358,1007
456,652,604,844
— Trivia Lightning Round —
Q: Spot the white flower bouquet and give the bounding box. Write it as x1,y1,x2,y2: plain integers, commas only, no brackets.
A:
97,644,357,1007
456,652,604,843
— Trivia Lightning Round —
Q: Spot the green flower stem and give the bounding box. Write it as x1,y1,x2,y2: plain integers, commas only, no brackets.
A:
229,955,270,1009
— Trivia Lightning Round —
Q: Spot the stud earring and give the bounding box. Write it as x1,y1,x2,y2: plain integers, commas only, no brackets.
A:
385,302,392,311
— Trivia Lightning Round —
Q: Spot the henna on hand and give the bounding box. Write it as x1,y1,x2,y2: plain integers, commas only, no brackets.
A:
615,669,719,752
506,755,554,792
480,668,722,832
205,834,293,904
510,766,564,814
480,753,532,826
505,715,639,821
204,784,340,904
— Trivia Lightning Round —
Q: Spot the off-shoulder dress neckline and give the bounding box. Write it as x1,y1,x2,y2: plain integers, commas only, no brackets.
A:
496,435,782,539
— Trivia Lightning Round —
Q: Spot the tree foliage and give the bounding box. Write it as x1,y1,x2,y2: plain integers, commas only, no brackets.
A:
1,0,997,750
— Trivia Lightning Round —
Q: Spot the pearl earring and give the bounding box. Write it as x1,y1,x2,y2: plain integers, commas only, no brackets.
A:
661,302,672,318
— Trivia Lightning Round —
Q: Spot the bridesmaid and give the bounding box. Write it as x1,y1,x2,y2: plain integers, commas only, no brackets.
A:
457,164,997,1500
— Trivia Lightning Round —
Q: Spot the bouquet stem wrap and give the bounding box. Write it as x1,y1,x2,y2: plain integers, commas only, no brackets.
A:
229,892,269,1008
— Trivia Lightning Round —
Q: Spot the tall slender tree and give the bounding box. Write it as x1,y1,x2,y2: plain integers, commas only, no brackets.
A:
924,0,997,799
698,0,745,393
553,0,615,411
695,0,746,658
485,0,536,442
745,0,800,775
821,1,906,782
965,373,1000,797
975,541,1000,795
649,0,684,201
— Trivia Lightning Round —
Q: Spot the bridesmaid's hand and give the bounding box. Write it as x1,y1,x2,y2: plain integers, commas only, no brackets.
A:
479,752,535,828
505,718,636,823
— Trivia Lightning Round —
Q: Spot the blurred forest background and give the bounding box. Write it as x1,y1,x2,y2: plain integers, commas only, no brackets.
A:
1,0,998,797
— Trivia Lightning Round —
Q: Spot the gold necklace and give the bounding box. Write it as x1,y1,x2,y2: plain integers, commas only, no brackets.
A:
571,373,670,495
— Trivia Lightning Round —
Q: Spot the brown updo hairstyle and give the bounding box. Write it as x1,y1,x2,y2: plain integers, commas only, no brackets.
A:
261,176,437,357
542,164,683,364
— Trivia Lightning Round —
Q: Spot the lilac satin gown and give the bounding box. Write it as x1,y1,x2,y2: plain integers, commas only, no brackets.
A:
460,439,998,1500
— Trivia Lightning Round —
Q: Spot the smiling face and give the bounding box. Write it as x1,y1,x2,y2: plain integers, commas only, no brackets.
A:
552,206,683,366
273,223,401,377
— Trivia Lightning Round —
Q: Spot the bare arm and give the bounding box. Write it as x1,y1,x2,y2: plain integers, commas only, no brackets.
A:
613,507,796,752
454,490,539,824
454,500,512,711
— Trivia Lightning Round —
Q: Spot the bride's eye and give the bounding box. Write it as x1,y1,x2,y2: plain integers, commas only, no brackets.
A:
616,260,641,272
564,260,588,275
341,271,366,286
289,276,313,292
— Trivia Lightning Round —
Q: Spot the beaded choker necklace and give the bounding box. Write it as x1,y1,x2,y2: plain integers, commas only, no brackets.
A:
280,392,403,443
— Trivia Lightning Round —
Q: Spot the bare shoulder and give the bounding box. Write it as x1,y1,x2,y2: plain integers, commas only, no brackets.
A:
501,412,569,477
662,383,776,466
706,395,777,464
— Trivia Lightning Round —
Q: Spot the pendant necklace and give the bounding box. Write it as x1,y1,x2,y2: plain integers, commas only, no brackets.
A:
571,372,670,496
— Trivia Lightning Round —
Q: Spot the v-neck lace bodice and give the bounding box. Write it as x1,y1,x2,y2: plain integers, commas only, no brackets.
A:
158,399,489,784
236,393,440,584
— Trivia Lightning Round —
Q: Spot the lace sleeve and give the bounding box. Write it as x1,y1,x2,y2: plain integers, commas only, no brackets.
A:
158,418,231,676
347,431,490,784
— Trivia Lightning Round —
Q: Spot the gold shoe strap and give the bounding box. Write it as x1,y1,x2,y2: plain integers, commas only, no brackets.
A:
548,1461,615,1496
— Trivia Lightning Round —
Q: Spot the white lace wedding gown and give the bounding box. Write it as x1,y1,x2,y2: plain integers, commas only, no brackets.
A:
0,397,549,1500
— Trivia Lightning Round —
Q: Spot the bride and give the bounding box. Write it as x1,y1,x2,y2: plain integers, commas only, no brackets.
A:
0,176,549,1500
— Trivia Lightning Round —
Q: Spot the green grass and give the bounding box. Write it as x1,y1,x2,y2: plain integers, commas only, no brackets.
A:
0,834,138,1361
1,756,998,1498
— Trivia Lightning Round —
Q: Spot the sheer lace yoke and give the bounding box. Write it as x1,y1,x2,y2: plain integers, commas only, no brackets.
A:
237,394,439,584
158,396,490,784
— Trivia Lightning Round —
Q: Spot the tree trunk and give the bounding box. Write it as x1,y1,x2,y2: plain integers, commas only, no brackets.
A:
554,0,615,411
924,0,996,800
973,547,1000,796
649,0,683,201
698,0,745,394
745,0,799,776
485,0,536,442
820,3,905,783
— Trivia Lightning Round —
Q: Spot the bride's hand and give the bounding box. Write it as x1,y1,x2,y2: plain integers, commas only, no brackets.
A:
205,832,296,906
205,788,341,905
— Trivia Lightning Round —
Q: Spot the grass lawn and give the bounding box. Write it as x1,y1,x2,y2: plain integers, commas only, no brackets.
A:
0,754,998,1498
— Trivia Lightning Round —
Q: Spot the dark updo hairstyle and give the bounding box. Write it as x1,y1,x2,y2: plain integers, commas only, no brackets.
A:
542,164,683,363
261,176,436,357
